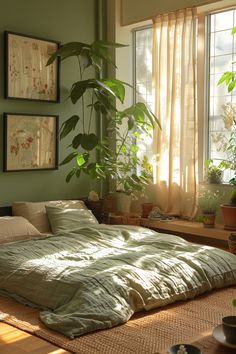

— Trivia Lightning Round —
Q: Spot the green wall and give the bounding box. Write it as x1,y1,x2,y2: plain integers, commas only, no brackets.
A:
0,0,98,206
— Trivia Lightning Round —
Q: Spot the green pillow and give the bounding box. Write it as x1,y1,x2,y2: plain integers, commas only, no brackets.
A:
45,206,98,234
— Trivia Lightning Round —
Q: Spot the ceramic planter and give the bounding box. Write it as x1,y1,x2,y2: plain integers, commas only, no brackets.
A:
202,213,216,228
116,192,131,214
221,204,236,230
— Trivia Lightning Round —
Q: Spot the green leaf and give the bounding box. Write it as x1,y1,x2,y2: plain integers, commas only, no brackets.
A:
47,51,58,66
94,91,117,112
47,42,90,66
232,27,236,35
80,48,92,71
232,299,236,307
93,40,127,48
228,80,236,92
128,117,135,130
66,169,76,183
76,153,88,167
60,151,78,166
91,42,116,67
70,81,87,104
72,134,83,149
81,133,99,151
76,169,81,178
102,79,126,103
60,115,80,139
217,72,234,85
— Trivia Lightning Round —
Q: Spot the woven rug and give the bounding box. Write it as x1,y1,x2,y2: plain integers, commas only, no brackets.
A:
0,287,236,354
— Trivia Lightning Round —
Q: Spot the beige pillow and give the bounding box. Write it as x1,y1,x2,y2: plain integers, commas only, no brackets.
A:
0,216,41,244
12,200,88,233
46,206,98,234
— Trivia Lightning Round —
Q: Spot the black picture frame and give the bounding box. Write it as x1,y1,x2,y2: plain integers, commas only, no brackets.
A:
4,31,60,102
3,113,59,172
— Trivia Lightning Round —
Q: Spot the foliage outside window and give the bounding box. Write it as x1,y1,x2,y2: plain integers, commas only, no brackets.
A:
208,9,236,183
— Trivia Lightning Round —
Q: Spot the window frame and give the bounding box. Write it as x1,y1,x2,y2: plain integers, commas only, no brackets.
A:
197,5,236,184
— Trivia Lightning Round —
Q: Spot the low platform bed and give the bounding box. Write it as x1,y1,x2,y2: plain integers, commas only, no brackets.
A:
0,202,236,347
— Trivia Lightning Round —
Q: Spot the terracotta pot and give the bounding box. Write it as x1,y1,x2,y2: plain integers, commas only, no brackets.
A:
228,233,236,255
221,204,236,231
141,203,153,218
202,213,216,228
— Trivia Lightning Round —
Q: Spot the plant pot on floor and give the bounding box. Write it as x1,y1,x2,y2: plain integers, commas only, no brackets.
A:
221,204,236,230
202,213,216,228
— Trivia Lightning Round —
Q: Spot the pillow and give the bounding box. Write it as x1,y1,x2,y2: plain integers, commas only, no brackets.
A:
0,216,41,244
12,200,88,233
45,206,98,234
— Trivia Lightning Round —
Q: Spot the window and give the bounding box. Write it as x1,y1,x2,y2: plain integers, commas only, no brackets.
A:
133,7,236,184
208,9,236,182
133,27,153,168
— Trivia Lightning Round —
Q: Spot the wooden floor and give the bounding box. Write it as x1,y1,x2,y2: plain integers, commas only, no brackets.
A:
0,323,70,354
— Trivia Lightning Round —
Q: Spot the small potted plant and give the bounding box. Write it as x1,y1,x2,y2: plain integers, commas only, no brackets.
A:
198,190,221,228
205,159,223,184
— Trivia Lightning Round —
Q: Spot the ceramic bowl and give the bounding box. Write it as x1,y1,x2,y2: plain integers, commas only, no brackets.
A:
222,316,236,344
168,344,202,354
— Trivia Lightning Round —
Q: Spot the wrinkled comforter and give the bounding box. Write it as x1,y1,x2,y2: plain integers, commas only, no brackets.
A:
0,224,236,338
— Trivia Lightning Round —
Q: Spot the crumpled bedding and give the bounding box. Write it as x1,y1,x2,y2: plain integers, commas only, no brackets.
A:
0,224,235,338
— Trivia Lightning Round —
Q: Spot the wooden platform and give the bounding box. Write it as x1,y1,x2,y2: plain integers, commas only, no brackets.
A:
140,219,231,248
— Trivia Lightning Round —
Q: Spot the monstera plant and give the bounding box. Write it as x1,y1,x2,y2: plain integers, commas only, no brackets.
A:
47,40,159,194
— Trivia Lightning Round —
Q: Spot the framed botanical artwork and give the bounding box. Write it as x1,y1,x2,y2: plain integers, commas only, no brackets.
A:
4,31,60,102
3,113,59,172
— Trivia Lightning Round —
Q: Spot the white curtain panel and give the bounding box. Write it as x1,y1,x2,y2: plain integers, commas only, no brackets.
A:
152,8,198,219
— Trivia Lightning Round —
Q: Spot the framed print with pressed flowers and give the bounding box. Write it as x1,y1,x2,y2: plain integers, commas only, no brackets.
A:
3,113,59,172
4,31,60,102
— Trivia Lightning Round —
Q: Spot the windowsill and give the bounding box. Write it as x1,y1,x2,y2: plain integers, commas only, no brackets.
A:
140,218,231,241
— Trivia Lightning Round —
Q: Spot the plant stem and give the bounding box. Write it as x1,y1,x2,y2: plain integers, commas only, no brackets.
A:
88,93,94,134
116,129,129,158
77,56,85,134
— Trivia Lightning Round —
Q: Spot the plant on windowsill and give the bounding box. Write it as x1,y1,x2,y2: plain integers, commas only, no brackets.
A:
217,27,236,230
204,159,223,184
198,190,221,228
47,40,160,213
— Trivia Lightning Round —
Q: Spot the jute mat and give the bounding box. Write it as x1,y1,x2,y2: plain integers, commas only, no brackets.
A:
0,287,236,354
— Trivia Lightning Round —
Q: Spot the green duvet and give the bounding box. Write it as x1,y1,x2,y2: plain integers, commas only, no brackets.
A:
0,224,236,338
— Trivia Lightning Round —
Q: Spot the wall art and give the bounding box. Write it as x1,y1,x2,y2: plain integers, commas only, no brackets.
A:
3,113,59,171
5,31,60,102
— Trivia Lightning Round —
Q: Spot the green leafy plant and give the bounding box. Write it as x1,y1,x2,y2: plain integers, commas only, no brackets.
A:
47,40,160,193
198,190,221,214
204,159,223,184
233,299,236,307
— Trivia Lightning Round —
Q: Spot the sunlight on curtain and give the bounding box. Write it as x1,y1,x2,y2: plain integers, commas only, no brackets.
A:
152,8,198,219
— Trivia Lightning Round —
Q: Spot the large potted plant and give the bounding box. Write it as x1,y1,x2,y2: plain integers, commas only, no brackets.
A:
47,40,159,213
217,28,236,230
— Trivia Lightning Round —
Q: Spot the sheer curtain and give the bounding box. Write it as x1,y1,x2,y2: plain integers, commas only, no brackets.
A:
152,8,198,219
